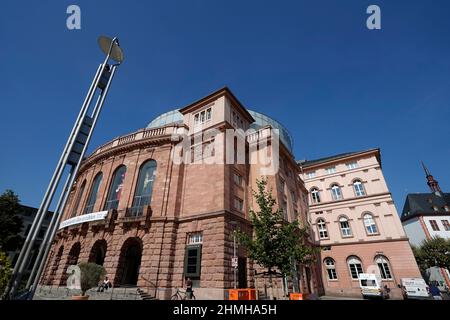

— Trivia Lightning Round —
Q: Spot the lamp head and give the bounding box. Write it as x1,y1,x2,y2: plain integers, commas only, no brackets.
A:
98,36,124,63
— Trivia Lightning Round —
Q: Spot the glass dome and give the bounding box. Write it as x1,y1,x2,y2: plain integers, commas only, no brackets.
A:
146,109,294,152
146,109,184,128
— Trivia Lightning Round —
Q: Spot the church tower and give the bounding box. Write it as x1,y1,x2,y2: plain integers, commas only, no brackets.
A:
421,161,442,196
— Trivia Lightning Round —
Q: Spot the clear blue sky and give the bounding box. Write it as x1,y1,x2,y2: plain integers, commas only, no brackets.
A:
0,1,449,214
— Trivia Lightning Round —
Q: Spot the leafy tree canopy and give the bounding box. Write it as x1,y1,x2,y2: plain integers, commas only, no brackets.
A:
413,237,450,273
0,250,12,295
0,190,24,252
235,178,316,277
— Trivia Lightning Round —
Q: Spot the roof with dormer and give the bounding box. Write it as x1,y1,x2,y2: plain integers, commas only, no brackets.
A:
401,192,450,222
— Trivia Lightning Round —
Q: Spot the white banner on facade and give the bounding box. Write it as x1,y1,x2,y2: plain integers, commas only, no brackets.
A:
59,211,108,229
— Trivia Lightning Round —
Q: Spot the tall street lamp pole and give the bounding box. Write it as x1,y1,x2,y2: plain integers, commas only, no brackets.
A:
3,36,124,300
230,221,238,289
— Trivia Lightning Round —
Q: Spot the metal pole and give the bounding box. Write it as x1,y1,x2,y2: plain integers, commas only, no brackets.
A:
233,232,237,289
25,168,74,290
29,65,118,299
7,63,106,299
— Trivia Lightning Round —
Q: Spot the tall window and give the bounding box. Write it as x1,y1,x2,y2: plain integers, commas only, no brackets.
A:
442,220,450,231
104,165,127,211
330,184,343,201
131,160,157,216
324,258,338,280
347,256,363,279
375,255,393,280
84,173,103,214
429,220,440,231
353,180,366,197
317,219,328,239
234,197,244,212
71,180,86,217
339,217,352,237
233,172,243,186
311,188,321,204
184,244,202,278
363,213,378,235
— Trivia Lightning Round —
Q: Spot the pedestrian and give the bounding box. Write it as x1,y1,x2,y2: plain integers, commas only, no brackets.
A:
185,277,193,300
429,283,442,300
97,276,111,292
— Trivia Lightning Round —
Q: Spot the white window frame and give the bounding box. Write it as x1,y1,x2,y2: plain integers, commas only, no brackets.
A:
324,258,338,280
306,171,316,179
347,256,363,279
331,184,343,201
325,167,336,174
363,214,378,235
346,162,358,170
311,188,321,204
339,217,352,237
188,232,203,244
194,107,212,126
317,219,328,239
375,255,393,280
353,180,366,197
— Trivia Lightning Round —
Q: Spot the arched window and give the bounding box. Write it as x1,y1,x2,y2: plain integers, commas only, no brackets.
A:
104,165,127,211
363,213,378,235
131,160,157,216
375,255,393,280
84,172,103,214
310,188,321,204
317,219,328,239
324,258,338,280
339,216,352,237
71,180,86,217
347,256,363,279
353,180,366,197
330,184,343,201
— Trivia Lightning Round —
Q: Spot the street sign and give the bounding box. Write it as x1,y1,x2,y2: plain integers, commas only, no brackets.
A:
232,257,238,268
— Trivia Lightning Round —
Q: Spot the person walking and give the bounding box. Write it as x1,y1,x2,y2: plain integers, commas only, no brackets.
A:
429,283,442,300
185,277,193,300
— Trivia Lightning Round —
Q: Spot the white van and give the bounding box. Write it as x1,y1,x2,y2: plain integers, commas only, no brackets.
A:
359,273,389,299
400,278,431,300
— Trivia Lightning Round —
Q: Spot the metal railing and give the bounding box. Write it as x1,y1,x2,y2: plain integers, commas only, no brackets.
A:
140,275,158,299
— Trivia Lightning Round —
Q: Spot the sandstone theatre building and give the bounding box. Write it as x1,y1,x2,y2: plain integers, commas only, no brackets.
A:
40,87,422,299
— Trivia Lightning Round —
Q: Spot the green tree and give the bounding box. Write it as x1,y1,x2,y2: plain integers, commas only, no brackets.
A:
0,250,12,296
0,190,23,252
78,262,106,296
235,178,316,298
412,237,450,273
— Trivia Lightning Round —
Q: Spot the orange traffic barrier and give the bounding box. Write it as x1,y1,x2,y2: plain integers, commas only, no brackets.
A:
290,293,309,300
227,289,257,300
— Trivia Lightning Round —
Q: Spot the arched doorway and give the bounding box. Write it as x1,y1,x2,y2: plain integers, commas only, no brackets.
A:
115,238,142,286
89,240,107,266
60,242,81,286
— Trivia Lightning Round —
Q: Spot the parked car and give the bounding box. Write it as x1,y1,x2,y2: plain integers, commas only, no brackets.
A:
359,273,389,299
400,278,432,300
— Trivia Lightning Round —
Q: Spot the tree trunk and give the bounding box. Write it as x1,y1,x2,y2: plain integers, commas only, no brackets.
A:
268,268,274,300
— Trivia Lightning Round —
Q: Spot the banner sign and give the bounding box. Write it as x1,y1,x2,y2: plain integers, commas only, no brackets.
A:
59,211,108,229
